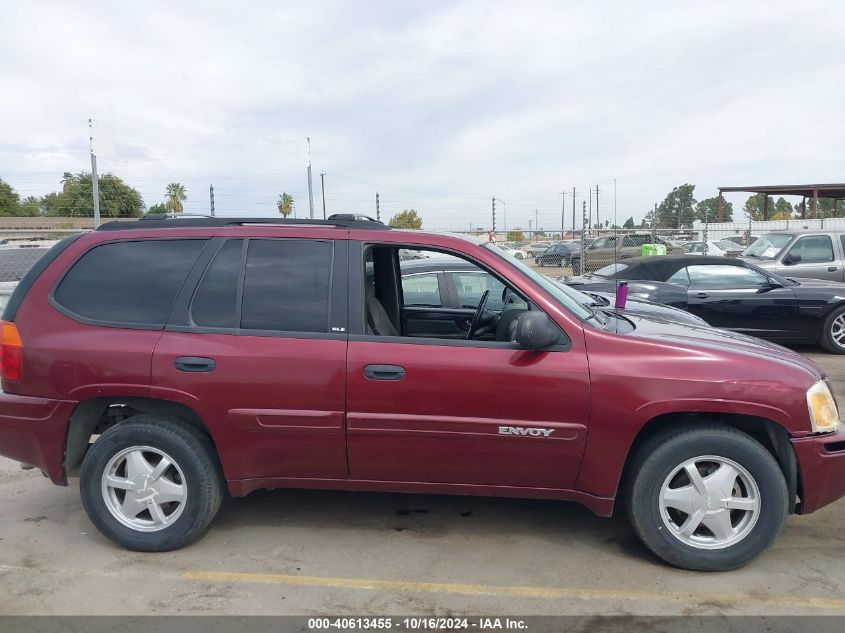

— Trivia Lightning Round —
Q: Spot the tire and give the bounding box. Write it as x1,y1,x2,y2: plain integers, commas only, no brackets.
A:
624,423,787,571
537,259,544,267
820,305,845,354
80,414,225,552
515,253,523,260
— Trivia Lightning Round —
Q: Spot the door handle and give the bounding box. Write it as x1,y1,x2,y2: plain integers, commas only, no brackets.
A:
363,364,406,381
828,266,838,272
693,292,709,299
174,356,216,372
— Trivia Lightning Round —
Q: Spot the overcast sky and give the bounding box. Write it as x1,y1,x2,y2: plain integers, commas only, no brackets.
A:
2,0,843,230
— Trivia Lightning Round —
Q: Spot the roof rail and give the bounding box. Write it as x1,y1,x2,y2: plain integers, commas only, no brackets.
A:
98,216,389,231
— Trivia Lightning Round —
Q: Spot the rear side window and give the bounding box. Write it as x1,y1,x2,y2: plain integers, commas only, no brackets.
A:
401,273,442,307
54,239,206,326
240,239,332,332
191,239,243,328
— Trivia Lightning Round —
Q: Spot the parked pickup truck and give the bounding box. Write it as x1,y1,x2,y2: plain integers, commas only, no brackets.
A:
0,215,843,571
742,230,845,282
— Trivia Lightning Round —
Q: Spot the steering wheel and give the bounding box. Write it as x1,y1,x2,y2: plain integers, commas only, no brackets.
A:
466,290,491,340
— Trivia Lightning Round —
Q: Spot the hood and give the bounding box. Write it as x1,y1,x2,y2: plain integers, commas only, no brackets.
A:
587,291,707,326
619,312,823,379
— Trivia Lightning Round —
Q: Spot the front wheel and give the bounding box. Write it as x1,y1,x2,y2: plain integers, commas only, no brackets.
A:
625,423,787,571
820,305,845,353
80,415,224,551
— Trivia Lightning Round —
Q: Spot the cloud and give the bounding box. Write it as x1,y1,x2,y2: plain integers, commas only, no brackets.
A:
1,0,842,227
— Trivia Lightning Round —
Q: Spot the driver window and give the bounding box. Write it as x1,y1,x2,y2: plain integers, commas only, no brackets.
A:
787,235,834,263
687,265,767,287
365,245,529,342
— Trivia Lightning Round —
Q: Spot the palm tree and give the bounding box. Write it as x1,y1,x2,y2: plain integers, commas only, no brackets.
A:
277,193,294,218
165,183,187,214
60,172,74,193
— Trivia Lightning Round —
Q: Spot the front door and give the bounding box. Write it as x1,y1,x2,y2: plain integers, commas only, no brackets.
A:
777,234,844,282
684,264,801,339
346,243,590,490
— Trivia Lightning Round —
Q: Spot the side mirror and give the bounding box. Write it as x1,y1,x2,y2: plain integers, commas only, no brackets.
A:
513,311,560,350
783,253,801,265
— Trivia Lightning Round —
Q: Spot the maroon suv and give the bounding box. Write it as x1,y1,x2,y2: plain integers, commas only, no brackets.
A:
0,215,844,571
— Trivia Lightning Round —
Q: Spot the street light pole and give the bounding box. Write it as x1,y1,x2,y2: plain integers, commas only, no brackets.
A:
320,172,327,219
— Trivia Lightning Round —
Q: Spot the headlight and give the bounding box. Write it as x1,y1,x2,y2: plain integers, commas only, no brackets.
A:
807,380,839,434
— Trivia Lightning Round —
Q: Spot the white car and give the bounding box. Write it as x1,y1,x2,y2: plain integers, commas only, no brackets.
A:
682,240,743,257
500,245,528,260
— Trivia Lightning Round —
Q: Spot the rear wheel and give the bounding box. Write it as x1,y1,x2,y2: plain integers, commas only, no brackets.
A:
625,423,787,571
820,305,845,354
80,415,224,551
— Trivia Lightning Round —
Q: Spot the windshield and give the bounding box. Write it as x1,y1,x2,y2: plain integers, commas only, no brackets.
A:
483,243,595,321
592,262,630,278
743,233,793,259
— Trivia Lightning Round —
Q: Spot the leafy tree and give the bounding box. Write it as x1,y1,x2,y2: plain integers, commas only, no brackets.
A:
19,196,41,216
506,228,524,241
695,196,733,223
0,178,22,216
774,197,794,219
388,209,423,229
277,193,294,218
743,193,776,221
165,183,187,214
43,172,144,217
622,216,635,229
656,184,696,229
146,202,168,215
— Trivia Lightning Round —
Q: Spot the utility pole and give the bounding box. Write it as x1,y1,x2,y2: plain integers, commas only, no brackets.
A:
595,185,601,229
306,137,314,219
491,197,496,234
560,188,566,235
528,218,533,233
88,118,101,228
572,187,576,233
534,209,539,233
375,192,380,222
581,201,588,274
613,178,617,228
320,172,327,219
588,189,592,231
209,184,215,216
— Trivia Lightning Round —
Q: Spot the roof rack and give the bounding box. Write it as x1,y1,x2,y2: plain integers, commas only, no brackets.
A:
98,215,389,231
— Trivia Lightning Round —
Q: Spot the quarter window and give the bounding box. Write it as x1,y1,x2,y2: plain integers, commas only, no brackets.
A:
53,239,206,326
787,235,834,263
191,239,243,328
240,239,332,332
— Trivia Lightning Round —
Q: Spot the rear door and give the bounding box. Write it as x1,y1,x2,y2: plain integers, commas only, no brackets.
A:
151,235,349,482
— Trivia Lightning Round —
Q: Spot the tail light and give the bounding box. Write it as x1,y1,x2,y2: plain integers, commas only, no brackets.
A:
0,321,23,381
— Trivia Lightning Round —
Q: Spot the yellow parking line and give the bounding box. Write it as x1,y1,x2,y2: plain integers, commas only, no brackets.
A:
183,570,845,610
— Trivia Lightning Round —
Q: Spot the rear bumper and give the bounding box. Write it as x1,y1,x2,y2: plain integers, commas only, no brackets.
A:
0,392,75,484
792,426,845,514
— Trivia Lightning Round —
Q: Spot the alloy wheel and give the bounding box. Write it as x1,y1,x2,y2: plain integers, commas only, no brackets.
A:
101,445,187,532
658,455,760,550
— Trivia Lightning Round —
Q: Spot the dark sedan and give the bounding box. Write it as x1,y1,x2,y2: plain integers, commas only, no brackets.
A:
401,257,710,328
535,242,584,267
561,255,845,352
